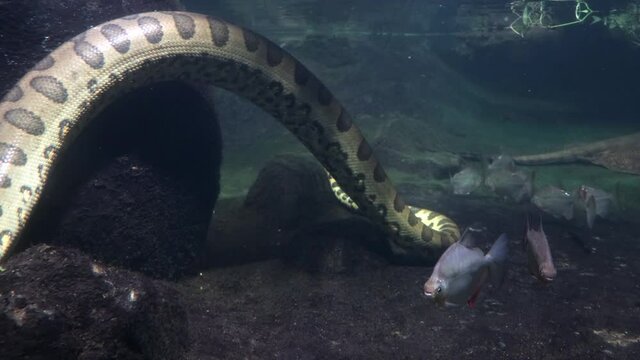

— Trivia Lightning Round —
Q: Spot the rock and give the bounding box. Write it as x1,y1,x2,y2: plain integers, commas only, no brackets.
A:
0,245,188,360
283,214,387,274
376,146,462,180
243,154,337,228
21,82,221,280
207,155,387,271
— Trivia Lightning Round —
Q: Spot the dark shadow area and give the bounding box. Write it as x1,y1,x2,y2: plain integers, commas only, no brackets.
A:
20,82,222,279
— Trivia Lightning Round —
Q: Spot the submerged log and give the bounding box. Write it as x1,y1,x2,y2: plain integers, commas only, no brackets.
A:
513,133,640,175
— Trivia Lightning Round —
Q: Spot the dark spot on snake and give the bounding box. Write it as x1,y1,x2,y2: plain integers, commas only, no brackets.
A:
282,94,296,108
30,76,68,103
336,108,352,132
58,119,75,139
437,218,452,227
4,86,23,102
37,164,44,180
138,16,164,44
421,225,433,243
427,211,438,220
376,204,387,218
440,224,458,238
266,42,284,67
242,29,260,52
388,222,400,236
0,176,11,188
207,17,229,47
357,140,372,161
311,121,325,135
408,212,420,227
317,84,332,106
393,193,405,213
74,39,104,69
20,186,32,204
354,173,366,191
297,103,311,117
43,145,57,159
172,13,196,39
294,62,310,86
78,100,90,112
0,143,27,165
16,208,24,225
440,236,453,248
269,108,282,118
268,81,283,96
33,55,54,71
87,78,98,93
0,205,2,217
4,108,45,135
373,163,386,183
100,23,130,53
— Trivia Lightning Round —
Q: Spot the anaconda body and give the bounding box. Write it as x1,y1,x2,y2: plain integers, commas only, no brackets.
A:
0,11,459,263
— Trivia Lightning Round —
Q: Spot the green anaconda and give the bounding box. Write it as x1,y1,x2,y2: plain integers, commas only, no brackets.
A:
0,11,460,264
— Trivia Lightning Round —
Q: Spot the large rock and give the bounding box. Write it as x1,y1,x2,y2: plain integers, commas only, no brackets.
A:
207,155,387,272
0,245,189,360
20,82,221,279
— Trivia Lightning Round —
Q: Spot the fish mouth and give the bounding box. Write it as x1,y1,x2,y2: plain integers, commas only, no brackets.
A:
423,290,434,298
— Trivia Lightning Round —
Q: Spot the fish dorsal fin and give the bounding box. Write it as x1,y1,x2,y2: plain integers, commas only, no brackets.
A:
458,227,480,248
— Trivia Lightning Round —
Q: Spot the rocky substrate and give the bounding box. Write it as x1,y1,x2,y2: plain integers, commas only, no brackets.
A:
0,245,188,360
2,155,639,359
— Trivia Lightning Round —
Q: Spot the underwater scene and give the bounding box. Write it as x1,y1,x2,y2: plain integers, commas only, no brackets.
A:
0,0,639,358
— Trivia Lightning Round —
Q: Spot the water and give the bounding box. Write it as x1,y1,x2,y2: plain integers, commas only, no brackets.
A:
0,0,639,358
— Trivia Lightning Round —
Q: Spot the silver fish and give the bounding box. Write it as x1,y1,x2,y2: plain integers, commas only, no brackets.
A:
524,217,556,282
424,230,508,308
485,168,533,202
488,154,516,172
531,186,574,220
451,167,483,195
576,185,615,218
573,190,596,229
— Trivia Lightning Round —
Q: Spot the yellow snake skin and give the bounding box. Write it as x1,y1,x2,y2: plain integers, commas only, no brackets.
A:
0,11,460,264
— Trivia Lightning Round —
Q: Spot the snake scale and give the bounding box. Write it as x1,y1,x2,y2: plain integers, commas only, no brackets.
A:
0,11,460,264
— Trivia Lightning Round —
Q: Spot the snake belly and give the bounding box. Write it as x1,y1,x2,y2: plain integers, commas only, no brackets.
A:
0,11,460,264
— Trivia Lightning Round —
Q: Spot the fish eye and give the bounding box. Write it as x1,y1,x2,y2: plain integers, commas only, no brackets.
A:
436,286,442,293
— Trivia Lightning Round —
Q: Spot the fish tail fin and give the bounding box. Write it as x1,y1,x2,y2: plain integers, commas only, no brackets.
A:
486,233,509,288
585,195,596,229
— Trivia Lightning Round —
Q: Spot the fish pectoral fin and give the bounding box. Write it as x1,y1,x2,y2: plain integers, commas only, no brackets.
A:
467,286,483,308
